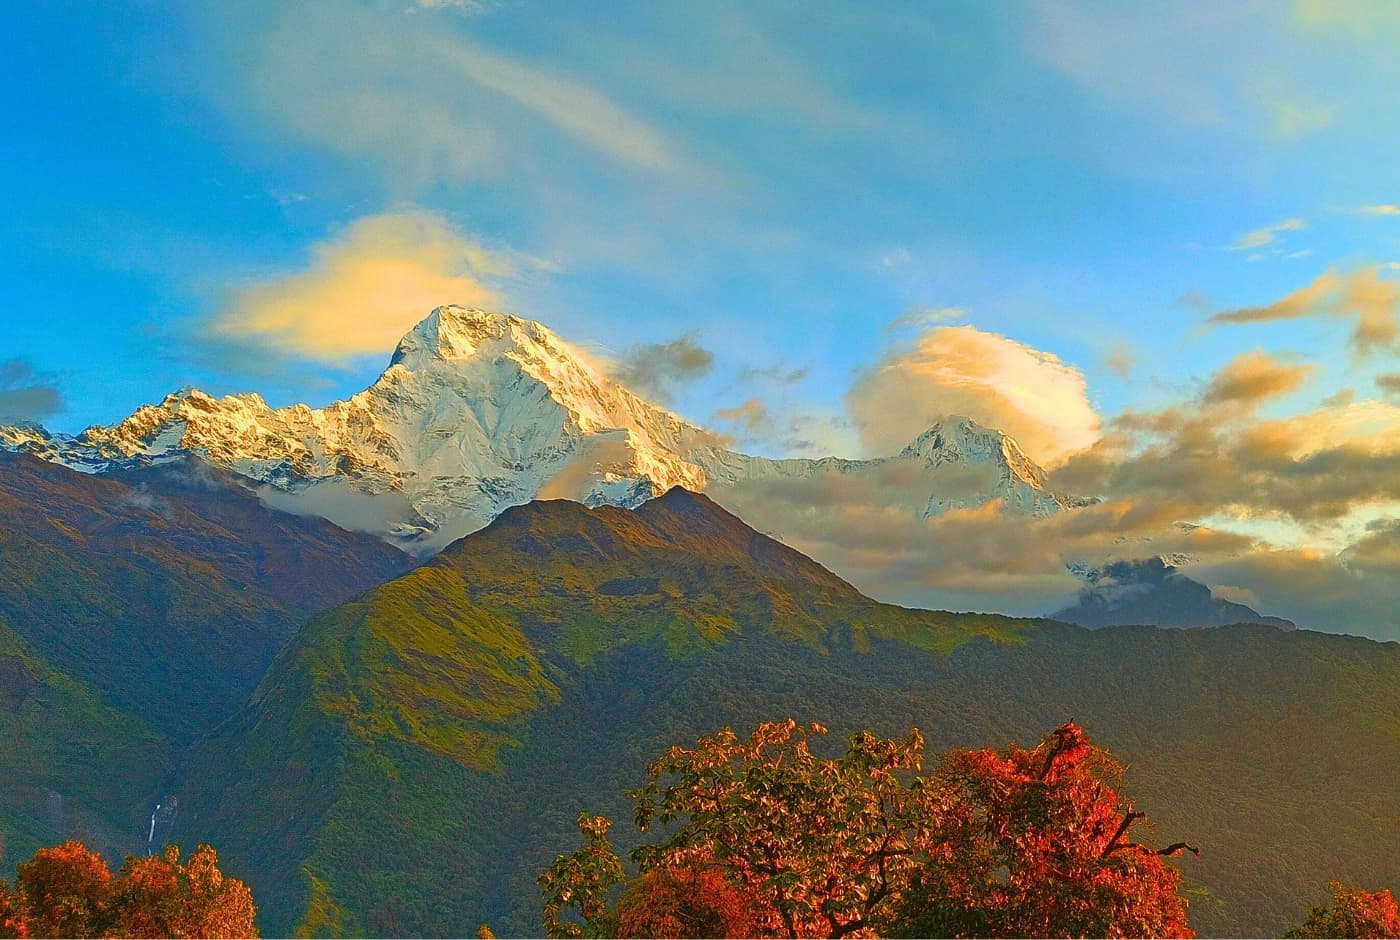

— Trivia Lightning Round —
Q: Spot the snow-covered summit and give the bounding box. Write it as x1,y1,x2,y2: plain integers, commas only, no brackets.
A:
2,306,1086,553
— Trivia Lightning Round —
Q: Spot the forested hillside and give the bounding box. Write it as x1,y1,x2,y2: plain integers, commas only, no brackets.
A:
176,491,1400,937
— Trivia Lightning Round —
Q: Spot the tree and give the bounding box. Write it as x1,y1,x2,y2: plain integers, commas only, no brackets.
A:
615,857,767,939
890,723,1194,938
14,841,110,939
539,720,1195,938
540,814,625,939
1285,881,1400,939
2,839,257,939
107,844,259,939
0,880,26,940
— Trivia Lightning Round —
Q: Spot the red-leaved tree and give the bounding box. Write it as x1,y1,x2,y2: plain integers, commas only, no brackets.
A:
13,841,111,939
1286,881,1400,939
890,723,1195,938
540,720,1195,939
615,858,767,939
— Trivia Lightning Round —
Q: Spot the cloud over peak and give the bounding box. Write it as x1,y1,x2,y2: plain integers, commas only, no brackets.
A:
847,324,1100,467
214,210,515,361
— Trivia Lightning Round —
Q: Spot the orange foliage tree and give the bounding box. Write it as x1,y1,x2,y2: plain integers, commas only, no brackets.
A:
0,881,26,940
890,723,1195,938
540,720,1195,939
615,857,770,939
0,840,257,939
12,841,110,939
1285,881,1400,939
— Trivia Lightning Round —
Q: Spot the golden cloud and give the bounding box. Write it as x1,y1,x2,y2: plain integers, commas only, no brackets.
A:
1200,349,1314,408
1209,266,1400,357
214,210,512,361
847,324,1100,467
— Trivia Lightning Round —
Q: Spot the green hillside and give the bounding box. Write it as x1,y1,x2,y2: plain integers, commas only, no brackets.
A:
177,489,1400,937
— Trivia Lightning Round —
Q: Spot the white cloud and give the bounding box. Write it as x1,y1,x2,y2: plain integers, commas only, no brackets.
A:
887,307,967,331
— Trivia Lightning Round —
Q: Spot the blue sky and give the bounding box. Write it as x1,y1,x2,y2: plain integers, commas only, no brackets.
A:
5,0,1397,439
7,1,1400,632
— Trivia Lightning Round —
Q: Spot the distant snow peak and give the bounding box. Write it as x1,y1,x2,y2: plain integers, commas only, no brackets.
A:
1,307,1090,554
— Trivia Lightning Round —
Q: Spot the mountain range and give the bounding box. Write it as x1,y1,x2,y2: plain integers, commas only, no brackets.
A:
0,449,411,869
0,307,1083,558
6,304,1383,938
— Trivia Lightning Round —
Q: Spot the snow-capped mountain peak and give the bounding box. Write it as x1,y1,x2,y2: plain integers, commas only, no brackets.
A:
900,415,1050,490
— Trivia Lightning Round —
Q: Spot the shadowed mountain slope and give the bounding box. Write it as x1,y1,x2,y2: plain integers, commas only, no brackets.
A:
175,490,1400,938
0,450,413,741
0,614,168,872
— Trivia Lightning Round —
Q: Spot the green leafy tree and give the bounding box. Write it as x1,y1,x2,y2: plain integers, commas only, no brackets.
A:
1286,881,1400,939
540,814,625,939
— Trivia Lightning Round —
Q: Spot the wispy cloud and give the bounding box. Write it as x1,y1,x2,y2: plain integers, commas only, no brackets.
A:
1027,1,1234,127
611,335,715,403
223,3,699,188
714,398,776,443
1356,204,1400,216
887,306,967,331
1208,266,1400,357
1231,218,1307,251
1102,343,1135,379
1199,349,1314,407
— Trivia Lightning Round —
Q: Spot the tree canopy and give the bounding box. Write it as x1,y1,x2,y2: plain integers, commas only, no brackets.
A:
0,840,257,939
540,720,1196,938
1286,882,1400,939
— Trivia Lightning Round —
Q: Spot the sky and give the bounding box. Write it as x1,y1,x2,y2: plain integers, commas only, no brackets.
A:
5,1,1400,635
